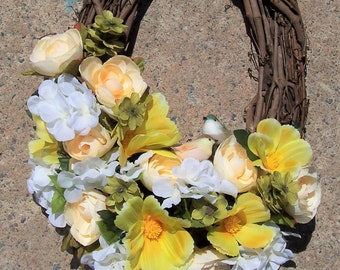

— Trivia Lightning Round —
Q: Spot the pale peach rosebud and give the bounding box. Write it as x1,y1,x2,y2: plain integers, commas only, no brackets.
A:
30,29,83,76
173,137,215,161
64,190,106,246
79,55,147,108
213,135,257,193
140,152,182,191
285,167,321,224
63,124,116,161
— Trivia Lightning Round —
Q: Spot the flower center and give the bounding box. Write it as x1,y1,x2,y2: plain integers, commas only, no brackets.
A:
223,215,243,235
143,216,163,240
265,153,279,171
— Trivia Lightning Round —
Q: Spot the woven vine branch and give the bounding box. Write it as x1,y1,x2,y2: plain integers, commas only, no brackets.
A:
78,0,308,137
242,0,308,137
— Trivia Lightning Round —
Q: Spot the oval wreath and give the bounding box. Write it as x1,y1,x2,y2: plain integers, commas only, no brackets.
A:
25,0,320,269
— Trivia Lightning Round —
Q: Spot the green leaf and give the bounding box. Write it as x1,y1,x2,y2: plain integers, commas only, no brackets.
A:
49,175,66,214
51,190,66,214
233,129,258,161
96,210,122,244
22,70,41,76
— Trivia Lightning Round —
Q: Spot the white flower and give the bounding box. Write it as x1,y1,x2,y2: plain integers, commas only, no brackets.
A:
152,158,237,208
115,151,154,182
58,158,113,203
187,247,229,270
223,223,294,270
81,237,127,270
27,165,66,228
285,166,321,223
27,74,100,141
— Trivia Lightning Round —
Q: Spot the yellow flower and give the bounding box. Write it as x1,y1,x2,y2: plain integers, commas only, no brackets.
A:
118,93,181,164
207,193,275,257
248,118,312,174
115,196,194,270
28,115,59,164
79,55,147,107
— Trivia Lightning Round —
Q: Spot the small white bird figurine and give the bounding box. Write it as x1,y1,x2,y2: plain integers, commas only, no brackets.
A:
202,114,231,143
172,137,215,161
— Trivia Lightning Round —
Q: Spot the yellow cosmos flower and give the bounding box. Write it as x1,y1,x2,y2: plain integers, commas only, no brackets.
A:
118,93,181,164
115,196,194,270
248,118,312,174
28,116,58,164
207,192,275,257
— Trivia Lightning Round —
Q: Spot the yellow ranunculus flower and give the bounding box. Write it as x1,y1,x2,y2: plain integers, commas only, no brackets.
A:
118,93,181,164
248,118,312,174
140,151,182,191
64,190,106,246
214,135,257,193
30,29,83,77
207,192,275,257
79,55,147,107
115,196,194,270
28,115,58,165
63,124,116,161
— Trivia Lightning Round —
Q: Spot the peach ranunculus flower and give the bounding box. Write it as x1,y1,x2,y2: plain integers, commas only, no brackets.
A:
248,118,312,175
30,29,83,77
214,135,257,193
284,167,321,224
63,124,116,161
79,55,147,107
140,151,182,191
64,190,106,246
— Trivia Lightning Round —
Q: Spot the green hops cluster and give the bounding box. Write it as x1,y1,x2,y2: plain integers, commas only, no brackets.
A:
84,10,128,57
104,176,142,212
257,171,300,214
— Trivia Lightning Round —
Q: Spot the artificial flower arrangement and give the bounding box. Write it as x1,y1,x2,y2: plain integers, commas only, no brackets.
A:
25,9,321,270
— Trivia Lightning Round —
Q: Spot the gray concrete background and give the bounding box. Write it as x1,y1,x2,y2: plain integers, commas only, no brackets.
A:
0,0,338,269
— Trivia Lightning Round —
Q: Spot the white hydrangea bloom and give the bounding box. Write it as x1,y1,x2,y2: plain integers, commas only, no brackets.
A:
57,161,111,203
27,74,100,141
222,223,294,270
57,152,123,203
153,158,237,208
81,237,127,270
115,151,154,182
27,165,66,228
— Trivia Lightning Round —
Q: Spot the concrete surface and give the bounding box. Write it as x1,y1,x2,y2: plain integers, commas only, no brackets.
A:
0,0,338,269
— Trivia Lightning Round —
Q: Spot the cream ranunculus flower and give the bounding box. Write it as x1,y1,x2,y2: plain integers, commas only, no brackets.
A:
284,167,321,223
63,124,116,161
79,55,147,107
64,190,106,246
140,151,182,191
214,135,257,193
30,29,83,77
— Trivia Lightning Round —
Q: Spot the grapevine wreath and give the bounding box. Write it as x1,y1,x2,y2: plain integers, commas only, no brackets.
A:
25,0,321,269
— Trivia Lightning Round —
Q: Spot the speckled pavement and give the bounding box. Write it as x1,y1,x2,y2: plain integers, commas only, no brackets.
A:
0,0,338,269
